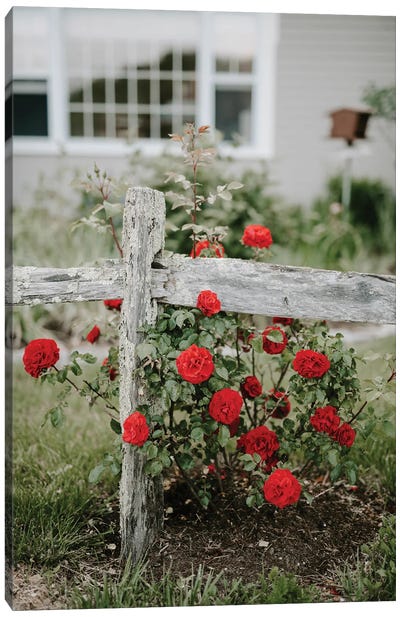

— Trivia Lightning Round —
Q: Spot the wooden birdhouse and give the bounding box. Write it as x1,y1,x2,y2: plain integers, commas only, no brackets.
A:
329,108,371,145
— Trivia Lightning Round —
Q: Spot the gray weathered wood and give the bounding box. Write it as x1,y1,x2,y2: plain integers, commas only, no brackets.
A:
7,256,395,325
119,187,165,562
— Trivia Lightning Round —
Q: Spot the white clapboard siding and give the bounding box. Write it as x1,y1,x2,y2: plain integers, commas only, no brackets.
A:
273,14,395,206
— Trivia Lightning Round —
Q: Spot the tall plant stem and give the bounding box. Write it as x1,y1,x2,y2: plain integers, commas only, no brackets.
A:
53,367,120,420
191,159,198,258
109,216,123,258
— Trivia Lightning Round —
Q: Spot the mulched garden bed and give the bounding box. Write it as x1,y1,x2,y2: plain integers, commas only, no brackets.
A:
147,475,391,587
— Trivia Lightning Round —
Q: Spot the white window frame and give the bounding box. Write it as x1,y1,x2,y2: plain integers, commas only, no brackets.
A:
9,9,279,160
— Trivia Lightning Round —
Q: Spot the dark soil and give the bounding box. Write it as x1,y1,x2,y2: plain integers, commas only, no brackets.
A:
147,475,390,587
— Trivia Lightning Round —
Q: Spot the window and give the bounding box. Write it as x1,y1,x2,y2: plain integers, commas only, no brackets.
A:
6,80,48,139
9,8,278,157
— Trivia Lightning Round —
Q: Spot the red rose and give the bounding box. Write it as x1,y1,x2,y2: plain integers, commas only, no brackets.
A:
242,224,273,249
272,317,293,326
22,338,60,378
292,350,330,378
102,358,118,381
265,389,291,419
196,290,221,317
87,325,101,344
209,388,243,425
190,239,225,258
207,464,226,480
310,405,340,435
104,299,122,311
334,422,356,447
262,326,288,355
122,411,149,447
238,425,279,461
176,344,214,384
241,375,263,399
263,469,302,509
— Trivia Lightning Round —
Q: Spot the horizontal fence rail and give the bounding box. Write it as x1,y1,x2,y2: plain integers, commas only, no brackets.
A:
6,255,395,324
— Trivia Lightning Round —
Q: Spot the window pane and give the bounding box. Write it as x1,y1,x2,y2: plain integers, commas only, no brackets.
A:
182,51,196,71
92,78,106,103
69,79,84,103
159,50,173,71
160,79,173,105
116,113,128,137
215,87,252,142
182,80,195,101
13,93,48,136
115,78,128,104
160,115,173,138
70,112,84,136
138,114,150,138
93,112,106,136
137,79,150,104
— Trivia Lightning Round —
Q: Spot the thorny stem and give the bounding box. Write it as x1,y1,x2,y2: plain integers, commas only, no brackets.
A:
108,217,123,258
53,366,120,420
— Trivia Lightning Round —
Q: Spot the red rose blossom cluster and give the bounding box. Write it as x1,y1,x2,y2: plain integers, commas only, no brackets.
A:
196,290,221,317
241,224,273,249
104,299,123,311
190,239,225,258
310,405,356,447
241,375,263,399
238,425,279,464
86,325,101,344
292,349,330,378
272,317,293,326
122,411,149,447
23,338,60,378
209,388,243,425
102,358,118,381
176,344,214,384
263,469,302,509
262,326,288,355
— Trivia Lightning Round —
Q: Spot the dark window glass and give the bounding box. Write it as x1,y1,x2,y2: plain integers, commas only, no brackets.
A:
116,113,128,137
115,78,128,104
92,79,106,103
160,115,172,138
70,112,84,136
137,79,150,104
182,52,196,71
69,79,84,103
215,87,252,142
159,50,173,71
93,112,106,136
160,80,173,105
138,113,150,138
12,93,48,137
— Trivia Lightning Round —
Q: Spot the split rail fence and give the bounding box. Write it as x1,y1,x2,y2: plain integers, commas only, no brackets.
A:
6,187,396,562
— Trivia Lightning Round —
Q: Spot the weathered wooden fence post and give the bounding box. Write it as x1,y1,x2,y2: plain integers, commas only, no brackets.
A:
119,187,165,561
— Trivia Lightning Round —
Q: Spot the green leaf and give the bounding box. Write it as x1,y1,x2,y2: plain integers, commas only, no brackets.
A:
165,379,181,403
146,444,158,460
176,452,194,470
81,353,97,364
190,426,204,441
246,494,256,508
56,367,68,383
303,490,314,505
227,181,244,191
265,329,284,343
159,449,172,468
382,420,395,438
218,425,230,447
50,407,64,428
136,342,157,361
327,449,339,467
110,418,121,434
215,366,229,381
250,336,264,354
70,361,82,376
330,463,343,482
144,459,163,477
226,437,238,453
88,464,105,484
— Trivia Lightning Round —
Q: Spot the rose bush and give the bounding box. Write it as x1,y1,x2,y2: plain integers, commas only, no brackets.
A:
22,123,395,515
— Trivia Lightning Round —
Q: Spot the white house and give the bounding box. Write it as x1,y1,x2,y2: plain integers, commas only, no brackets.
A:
5,7,395,208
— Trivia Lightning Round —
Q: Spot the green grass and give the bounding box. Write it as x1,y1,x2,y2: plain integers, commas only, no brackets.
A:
333,514,396,601
11,364,119,568
70,563,320,609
